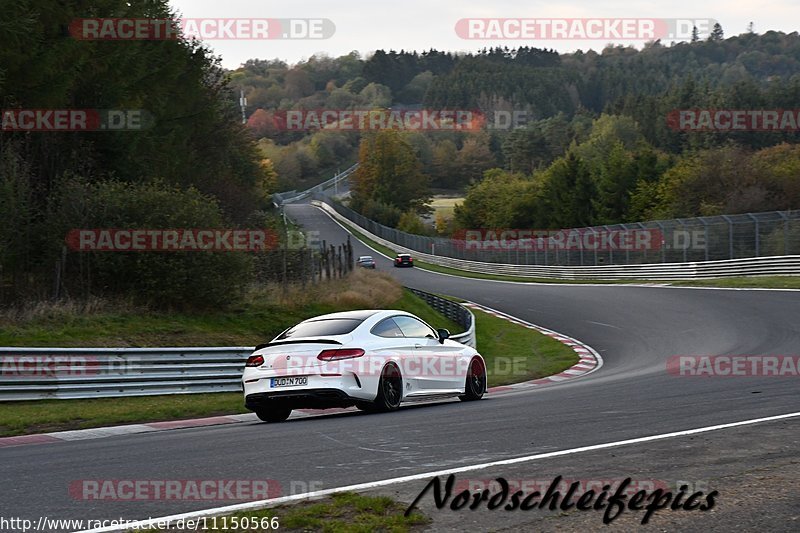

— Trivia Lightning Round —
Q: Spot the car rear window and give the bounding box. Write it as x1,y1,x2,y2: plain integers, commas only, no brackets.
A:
393,315,437,339
371,317,404,338
275,319,362,340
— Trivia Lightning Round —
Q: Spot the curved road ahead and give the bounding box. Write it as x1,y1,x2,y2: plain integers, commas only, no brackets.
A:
1,203,798,529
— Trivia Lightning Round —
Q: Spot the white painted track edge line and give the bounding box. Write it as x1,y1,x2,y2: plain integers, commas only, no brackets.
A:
79,410,800,532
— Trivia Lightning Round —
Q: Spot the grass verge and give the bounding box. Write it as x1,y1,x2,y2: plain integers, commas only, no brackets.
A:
0,305,576,436
427,195,463,225
0,270,578,437
474,307,579,386
0,393,247,437
145,492,428,532
0,270,454,347
0,279,458,437
672,276,800,289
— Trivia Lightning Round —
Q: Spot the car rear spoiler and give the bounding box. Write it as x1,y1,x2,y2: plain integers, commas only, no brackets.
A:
255,339,343,351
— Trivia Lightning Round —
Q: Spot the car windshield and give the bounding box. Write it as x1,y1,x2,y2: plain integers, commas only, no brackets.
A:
275,318,362,340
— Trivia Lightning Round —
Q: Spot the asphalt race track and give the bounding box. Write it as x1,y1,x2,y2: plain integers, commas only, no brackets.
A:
1,202,798,530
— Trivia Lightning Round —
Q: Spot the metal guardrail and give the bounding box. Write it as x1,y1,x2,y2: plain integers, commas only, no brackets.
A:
315,199,800,280
406,288,476,348
273,158,800,268
0,347,253,401
311,190,800,266
0,295,476,401
273,163,358,207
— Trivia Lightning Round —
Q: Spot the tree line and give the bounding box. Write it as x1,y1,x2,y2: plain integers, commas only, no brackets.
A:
1,0,277,307
237,30,800,234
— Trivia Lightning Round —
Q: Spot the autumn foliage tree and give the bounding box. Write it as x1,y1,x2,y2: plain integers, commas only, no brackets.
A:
350,130,430,225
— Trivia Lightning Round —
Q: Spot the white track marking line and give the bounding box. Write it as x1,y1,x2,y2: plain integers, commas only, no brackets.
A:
586,320,622,329
78,207,798,530
81,410,800,532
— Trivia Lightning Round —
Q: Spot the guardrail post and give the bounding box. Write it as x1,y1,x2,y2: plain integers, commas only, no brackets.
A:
603,225,613,265
721,215,733,259
544,238,548,266
701,218,709,261
747,213,760,257
678,220,688,263
636,222,647,264
655,221,665,263
780,212,789,255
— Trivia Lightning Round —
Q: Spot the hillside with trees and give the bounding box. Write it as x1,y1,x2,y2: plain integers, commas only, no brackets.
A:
1,0,276,306
5,6,799,308
235,29,800,232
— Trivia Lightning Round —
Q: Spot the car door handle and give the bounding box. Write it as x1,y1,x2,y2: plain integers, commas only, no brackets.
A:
414,344,423,349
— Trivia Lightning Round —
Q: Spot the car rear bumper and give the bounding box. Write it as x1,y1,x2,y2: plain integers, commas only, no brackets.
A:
245,388,356,410
243,372,374,409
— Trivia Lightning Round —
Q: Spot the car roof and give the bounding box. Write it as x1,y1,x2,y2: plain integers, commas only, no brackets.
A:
396,253,411,257
303,310,381,322
357,256,373,259
363,310,436,331
293,310,431,334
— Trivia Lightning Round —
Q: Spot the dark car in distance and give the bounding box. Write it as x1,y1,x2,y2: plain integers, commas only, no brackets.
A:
393,253,414,268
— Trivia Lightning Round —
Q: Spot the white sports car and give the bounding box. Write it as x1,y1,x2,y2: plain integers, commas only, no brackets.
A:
242,310,486,422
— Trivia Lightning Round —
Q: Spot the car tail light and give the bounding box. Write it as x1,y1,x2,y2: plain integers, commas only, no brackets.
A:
317,348,365,361
245,355,264,367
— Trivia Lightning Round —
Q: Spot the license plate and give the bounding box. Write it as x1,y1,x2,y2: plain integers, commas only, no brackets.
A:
270,376,308,388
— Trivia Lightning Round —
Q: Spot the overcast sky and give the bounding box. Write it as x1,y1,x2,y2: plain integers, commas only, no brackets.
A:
169,0,800,68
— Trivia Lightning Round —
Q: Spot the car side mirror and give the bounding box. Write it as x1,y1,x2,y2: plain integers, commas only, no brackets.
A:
437,328,450,344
